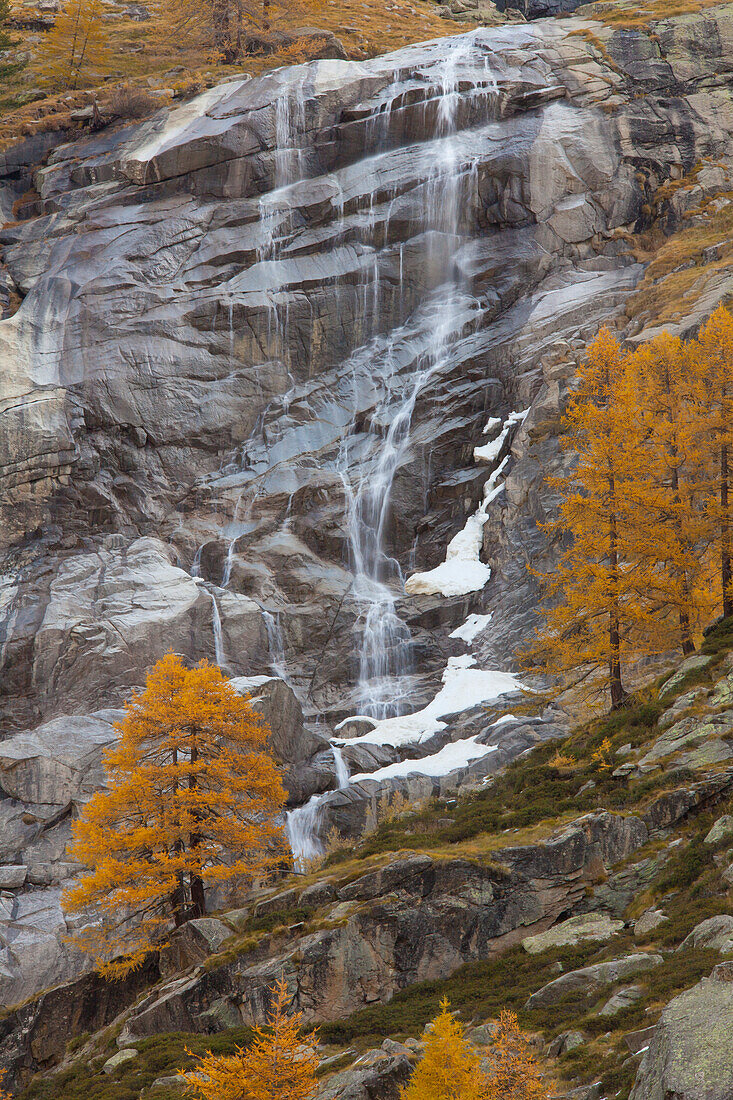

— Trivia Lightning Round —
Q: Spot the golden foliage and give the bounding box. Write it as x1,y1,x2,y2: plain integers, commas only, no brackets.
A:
548,749,578,770
401,1002,549,1100
528,327,650,709
482,1010,549,1100
38,0,110,90
63,653,287,976
183,974,319,1100
530,308,733,709
401,998,487,1100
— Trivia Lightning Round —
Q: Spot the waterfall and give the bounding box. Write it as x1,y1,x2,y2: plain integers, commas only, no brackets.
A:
286,744,350,868
337,38,497,720
204,37,499,730
286,794,324,868
262,609,300,696
332,744,350,788
209,591,226,668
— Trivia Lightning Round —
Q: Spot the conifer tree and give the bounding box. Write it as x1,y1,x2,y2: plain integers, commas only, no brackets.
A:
0,0,24,84
63,653,287,976
39,0,109,90
529,327,647,709
627,331,715,654
697,304,733,617
400,999,487,1100
184,975,319,1100
483,1010,548,1100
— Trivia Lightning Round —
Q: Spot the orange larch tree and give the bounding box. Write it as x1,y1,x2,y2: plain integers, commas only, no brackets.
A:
529,327,649,709
627,331,716,654
696,303,733,617
183,975,319,1100
482,1009,549,1100
63,653,287,976
400,998,487,1100
38,0,109,90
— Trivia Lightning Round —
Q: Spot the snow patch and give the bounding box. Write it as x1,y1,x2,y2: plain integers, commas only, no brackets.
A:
404,510,491,597
483,416,502,435
350,735,498,783
474,408,529,465
334,655,522,749
405,409,528,599
450,612,493,644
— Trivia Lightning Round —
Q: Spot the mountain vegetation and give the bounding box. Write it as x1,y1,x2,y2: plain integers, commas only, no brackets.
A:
39,0,110,90
63,653,287,975
184,976,320,1100
532,305,733,709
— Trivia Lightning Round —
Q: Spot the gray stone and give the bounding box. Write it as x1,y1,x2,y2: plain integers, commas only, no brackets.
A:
658,655,713,700
526,955,663,1009
223,906,250,932
334,716,379,740
522,912,623,954
547,1029,585,1056
599,984,643,1017
678,915,733,953
159,917,233,977
103,1048,138,1074
254,888,301,918
0,865,28,889
0,711,122,805
630,968,733,1099
658,689,707,730
705,815,733,845
300,880,337,907
634,908,668,939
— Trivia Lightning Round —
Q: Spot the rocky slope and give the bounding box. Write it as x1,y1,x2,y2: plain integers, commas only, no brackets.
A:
4,1,733,1095
9,632,733,1098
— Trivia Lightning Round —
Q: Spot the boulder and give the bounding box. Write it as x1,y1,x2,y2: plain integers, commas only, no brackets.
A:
598,984,643,1017
314,1050,412,1100
547,1030,585,1056
678,915,733,953
526,955,663,1009
630,966,733,1100
103,1048,138,1074
253,888,301,918
705,815,733,845
230,675,324,763
522,912,623,954
334,716,379,740
634,908,668,939
0,865,28,889
658,655,714,700
159,918,233,977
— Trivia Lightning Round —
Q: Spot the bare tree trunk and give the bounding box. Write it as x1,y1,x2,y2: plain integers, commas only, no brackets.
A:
608,504,626,711
188,737,206,919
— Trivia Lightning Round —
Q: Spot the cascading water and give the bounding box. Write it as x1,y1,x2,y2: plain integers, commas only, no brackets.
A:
286,744,350,868
209,591,226,668
200,39,500,861
337,35,496,720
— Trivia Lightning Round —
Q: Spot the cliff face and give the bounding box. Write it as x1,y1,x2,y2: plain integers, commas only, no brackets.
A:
2,3,733,1016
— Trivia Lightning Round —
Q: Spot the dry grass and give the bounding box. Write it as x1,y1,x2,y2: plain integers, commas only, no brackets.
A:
626,194,733,324
0,0,464,151
581,0,723,31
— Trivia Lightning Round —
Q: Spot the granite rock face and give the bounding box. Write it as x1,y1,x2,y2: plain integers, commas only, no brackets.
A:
2,7,733,1009
630,965,733,1100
